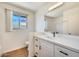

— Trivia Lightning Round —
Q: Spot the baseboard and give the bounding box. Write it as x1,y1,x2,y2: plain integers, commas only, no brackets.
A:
3,45,26,54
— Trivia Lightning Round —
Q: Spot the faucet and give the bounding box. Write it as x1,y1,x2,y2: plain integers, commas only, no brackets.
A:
51,32,59,37
51,32,56,37
53,32,55,37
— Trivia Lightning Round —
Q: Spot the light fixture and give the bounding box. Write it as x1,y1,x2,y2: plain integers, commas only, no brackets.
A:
48,2,63,11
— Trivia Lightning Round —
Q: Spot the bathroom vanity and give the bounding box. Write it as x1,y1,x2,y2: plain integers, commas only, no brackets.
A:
28,3,79,57
31,32,79,57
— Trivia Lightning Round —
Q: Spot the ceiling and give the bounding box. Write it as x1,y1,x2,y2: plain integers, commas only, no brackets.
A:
8,2,63,17
8,2,46,11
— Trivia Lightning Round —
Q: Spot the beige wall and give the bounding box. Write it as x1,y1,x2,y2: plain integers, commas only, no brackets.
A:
0,7,4,56
63,3,79,35
45,17,57,32
45,16,63,33
0,3,35,54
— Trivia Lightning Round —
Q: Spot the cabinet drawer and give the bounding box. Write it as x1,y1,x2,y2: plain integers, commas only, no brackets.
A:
55,45,79,57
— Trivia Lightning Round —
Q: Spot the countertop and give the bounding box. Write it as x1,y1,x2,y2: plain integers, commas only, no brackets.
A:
34,32,79,53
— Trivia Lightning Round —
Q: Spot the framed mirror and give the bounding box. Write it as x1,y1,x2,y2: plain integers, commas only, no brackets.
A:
44,3,63,34
44,2,79,36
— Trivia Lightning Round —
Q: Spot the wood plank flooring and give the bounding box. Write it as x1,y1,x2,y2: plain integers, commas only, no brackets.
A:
2,47,28,57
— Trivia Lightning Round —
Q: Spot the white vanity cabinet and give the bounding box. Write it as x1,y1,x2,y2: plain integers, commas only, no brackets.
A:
33,33,79,57
55,45,79,57
34,37,54,57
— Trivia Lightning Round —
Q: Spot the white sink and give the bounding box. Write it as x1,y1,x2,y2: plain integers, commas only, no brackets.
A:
41,32,54,39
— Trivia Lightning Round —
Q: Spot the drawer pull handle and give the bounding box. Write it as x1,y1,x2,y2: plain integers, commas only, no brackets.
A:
59,51,69,56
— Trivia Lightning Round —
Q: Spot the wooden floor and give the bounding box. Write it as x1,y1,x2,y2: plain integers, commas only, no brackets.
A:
2,47,28,57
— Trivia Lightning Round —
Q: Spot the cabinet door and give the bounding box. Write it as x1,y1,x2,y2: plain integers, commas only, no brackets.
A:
39,39,54,57
55,45,79,57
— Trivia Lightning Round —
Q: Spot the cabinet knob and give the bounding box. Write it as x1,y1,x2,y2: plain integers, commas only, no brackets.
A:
34,52,38,57
35,52,38,55
35,39,38,41
35,45,38,47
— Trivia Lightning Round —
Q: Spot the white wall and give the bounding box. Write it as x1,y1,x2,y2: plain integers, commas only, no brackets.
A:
35,3,57,32
0,3,35,53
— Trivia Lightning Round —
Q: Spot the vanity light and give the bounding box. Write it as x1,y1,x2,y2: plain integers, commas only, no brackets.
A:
48,2,63,11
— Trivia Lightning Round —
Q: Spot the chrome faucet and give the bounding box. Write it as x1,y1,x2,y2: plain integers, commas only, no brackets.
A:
53,32,55,37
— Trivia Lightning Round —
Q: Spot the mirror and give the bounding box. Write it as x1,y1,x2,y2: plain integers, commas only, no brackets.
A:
44,3,63,34
44,2,79,36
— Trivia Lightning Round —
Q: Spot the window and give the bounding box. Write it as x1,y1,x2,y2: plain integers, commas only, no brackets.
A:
20,16,27,29
5,9,28,31
12,11,28,30
12,15,20,29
